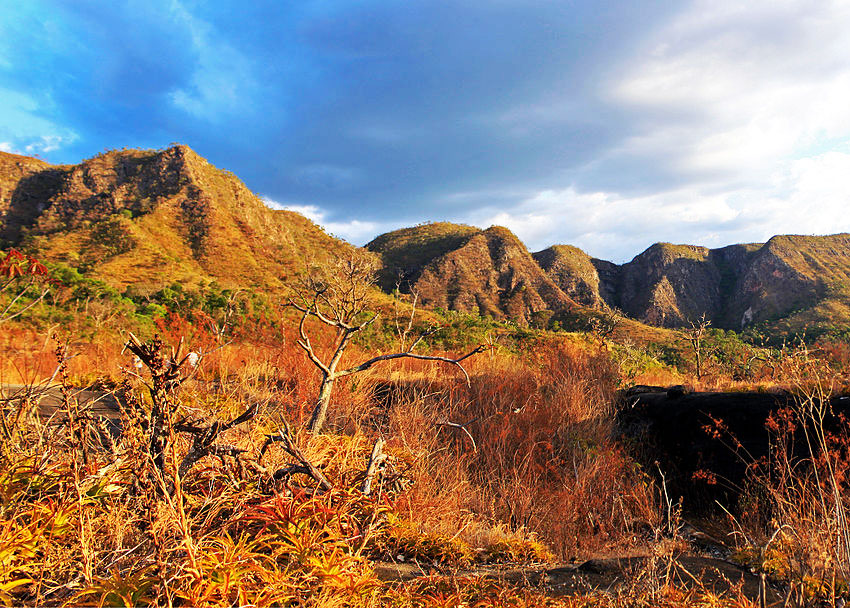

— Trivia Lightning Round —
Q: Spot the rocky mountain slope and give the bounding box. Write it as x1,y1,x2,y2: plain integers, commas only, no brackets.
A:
3,145,849,334
368,224,576,324
0,146,349,291
371,222,850,332
577,236,850,332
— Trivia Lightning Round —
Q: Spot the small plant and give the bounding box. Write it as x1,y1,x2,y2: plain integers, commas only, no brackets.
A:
0,249,51,325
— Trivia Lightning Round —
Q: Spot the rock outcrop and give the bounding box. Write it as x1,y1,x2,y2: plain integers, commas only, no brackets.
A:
369,225,575,324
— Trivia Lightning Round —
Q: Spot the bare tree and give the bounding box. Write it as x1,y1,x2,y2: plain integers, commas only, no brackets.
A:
587,308,621,345
684,313,711,380
289,252,486,434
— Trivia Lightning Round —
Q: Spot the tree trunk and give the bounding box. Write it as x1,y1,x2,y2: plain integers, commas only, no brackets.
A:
695,346,702,379
308,375,335,434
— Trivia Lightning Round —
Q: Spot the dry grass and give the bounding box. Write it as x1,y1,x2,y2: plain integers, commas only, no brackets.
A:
0,319,831,606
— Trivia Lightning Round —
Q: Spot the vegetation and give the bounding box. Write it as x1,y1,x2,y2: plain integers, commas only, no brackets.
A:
3,250,850,606
5,146,850,605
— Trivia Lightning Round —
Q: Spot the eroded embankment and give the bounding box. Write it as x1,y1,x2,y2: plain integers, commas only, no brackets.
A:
617,385,850,512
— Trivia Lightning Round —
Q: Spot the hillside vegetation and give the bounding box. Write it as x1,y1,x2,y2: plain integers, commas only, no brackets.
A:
5,145,850,338
4,143,850,603
0,146,349,293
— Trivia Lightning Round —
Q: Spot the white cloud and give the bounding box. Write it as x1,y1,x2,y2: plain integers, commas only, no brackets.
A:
431,0,850,262
0,87,77,158
609,0,850,184
453,147,850,263
261,196,399,245
261,0,850,264
24,135,65,155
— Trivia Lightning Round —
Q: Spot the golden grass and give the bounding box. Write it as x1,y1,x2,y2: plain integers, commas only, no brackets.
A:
2,315,848,605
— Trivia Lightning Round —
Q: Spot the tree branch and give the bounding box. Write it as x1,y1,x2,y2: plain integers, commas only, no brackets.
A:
260,419,332,491
361,437,387,496
296,306,331,375
436,419,479,452
336,343,487,386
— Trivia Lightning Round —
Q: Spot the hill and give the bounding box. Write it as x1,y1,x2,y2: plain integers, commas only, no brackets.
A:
0,146,350,292
366,222,479,292
368,224,576,324
4,145,850,337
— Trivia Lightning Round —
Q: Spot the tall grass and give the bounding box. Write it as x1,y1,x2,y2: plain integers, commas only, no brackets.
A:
725,343,850,606
4,318,796,605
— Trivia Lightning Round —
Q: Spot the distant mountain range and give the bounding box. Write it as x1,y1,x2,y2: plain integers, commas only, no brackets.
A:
3,145,850,335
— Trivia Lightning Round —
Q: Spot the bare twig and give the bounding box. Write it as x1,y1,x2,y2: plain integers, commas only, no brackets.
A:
260,418,332,491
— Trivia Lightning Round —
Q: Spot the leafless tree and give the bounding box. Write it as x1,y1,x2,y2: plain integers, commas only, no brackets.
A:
289,252,486,434
684,313,711,380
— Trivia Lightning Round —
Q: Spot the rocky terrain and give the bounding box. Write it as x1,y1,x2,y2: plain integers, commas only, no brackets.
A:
0,146,349,291
4,145,850,333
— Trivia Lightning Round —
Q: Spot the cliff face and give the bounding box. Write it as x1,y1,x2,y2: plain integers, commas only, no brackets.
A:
729,234,850,329
369,225,574,323
613,244,721,326
0,151,62,237
0,146,349,290
532,245,604,307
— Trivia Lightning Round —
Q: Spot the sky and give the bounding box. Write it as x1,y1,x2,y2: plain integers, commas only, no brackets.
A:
2,0,850,262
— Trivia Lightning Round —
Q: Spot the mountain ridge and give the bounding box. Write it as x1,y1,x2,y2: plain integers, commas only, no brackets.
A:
3,145,849,335
0,146,350,292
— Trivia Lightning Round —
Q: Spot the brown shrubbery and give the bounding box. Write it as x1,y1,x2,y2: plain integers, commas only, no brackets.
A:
0,320,669,606
7,307,848,605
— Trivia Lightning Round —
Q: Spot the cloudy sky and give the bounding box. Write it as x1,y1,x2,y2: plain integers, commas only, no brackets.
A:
2,1,850,262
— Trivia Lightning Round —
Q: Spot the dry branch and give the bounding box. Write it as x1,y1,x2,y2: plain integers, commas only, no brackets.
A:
260,418,332,491
176,403,258,477
361,437,387,496
436,419,478,452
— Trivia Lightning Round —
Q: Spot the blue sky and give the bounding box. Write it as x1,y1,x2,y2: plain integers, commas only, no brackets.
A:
3,1,850,262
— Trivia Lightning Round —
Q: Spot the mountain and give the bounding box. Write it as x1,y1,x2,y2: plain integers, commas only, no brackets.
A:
0,146,349,291
367,224,575,324
370,220,850,333
4,145,850,336
538,236,850,333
